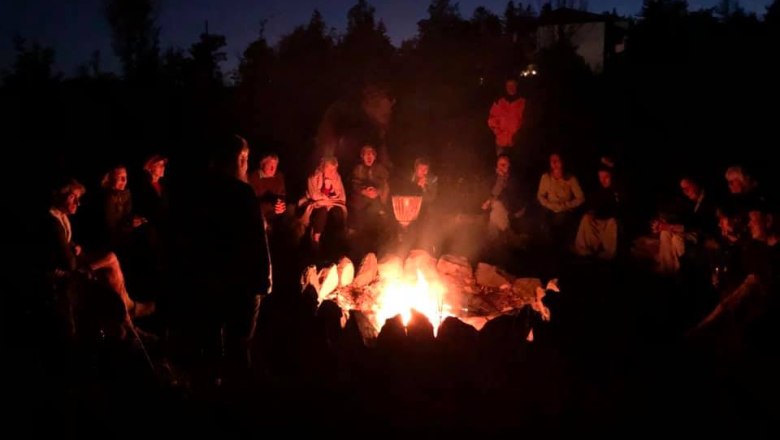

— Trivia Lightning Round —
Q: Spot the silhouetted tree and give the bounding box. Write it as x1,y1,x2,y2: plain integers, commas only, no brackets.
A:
188,31,228,88
716,0,745,19
768,0,780,23
338,0,395,86
272,10,338,161
104,0,161,82
160,47,188,87
2,36,61,88
236,23,277,141
472,7,503,35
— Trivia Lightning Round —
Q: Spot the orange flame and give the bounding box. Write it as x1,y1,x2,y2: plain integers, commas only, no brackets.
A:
372,268,453,335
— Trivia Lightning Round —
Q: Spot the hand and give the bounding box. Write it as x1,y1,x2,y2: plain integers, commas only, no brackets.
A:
513,207,527,219
74,245,82,256
481,199,491,211
364,187,378,199
274,199,286,214
651,219,669,233
417,177,427,188
132,216,147,228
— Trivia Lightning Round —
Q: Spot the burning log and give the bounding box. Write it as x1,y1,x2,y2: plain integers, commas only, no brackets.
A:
300,265,320,293
302,248,558,343
317,264,339,303
475,263,513,289
437,254,473,281
337,257,354,287
403,249,437,278
511,278,542,302
377,254,403,280
533,287,551,322
437,254,476,296
352,253,377,288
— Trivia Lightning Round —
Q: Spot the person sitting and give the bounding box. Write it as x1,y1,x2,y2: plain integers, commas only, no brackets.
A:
481,154,525,242
633,176,718,275
410,157,439,208
724,166,762,210
537,153,585,248
133,154,171,300
92,165,147,253
574,166,622,260
300,156,347,247
249,153,287,220
693,202,778,340
45,178,154,340
135,154,169,227
349,144,390,235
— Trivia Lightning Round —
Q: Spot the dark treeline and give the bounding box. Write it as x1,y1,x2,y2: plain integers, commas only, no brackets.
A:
3,0,780,213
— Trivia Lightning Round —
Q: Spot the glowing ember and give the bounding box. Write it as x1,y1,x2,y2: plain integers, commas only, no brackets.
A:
372,269,453,334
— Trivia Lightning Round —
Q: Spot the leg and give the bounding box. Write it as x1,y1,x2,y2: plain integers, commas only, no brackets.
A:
658,230,685,274
89,252,133,310
310,207,329,243
600,218,618,260
574,213,597,256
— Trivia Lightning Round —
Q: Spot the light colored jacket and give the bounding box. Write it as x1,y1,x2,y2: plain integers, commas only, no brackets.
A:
537,172,585,213
299,171,347,225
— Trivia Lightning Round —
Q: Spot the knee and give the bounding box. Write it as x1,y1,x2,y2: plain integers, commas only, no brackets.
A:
104,252,119,267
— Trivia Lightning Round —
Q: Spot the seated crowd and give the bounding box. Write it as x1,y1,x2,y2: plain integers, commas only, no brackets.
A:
39,133,777,383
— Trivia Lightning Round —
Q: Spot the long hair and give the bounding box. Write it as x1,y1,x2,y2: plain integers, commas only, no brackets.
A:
725,166,757,193
100,165,126,189
316,155,339,174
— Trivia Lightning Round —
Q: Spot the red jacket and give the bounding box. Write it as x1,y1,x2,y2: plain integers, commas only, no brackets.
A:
488,95,526,148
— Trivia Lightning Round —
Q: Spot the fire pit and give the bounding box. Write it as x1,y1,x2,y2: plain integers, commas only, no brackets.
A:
301,250,556,338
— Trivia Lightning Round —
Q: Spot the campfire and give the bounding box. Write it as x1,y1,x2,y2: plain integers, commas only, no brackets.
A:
373,268,451,335
301,250,557,338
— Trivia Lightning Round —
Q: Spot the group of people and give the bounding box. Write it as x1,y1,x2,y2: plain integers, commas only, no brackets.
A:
46,155,169,340
39,78,777,382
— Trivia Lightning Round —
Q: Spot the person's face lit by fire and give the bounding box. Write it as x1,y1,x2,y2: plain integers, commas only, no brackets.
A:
149,160,166,181
549,154,563,178
505,79,518,96
63,190,83,215
496,156,511,177
361,146,377,167
415,163,429,181
726,172,745,194
599,170,613,189
748,210,771,241
718,213,743,243
323,162,339,180
111,168,128,191
680,178,700,202
261,157,278,177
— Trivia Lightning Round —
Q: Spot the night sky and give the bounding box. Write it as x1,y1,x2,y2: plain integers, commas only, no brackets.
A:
0,0,773,76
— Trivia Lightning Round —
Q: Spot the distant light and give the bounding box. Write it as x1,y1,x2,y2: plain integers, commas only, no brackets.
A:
520,64,538,77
